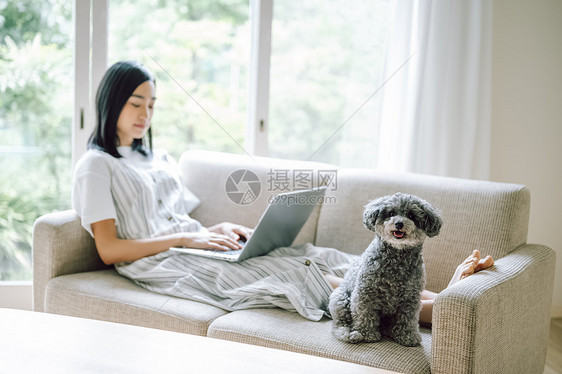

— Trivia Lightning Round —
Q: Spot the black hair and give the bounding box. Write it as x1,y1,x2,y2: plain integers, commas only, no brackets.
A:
88,60,155,158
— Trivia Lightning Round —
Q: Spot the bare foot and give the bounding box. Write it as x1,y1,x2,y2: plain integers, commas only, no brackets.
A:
448,250,494,288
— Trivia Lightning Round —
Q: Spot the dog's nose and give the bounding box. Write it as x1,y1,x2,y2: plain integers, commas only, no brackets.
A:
395,222,404,230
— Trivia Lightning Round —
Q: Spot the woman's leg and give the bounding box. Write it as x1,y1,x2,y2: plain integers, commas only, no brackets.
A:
447,249,495,288
325,273,343,289
419,249,494,325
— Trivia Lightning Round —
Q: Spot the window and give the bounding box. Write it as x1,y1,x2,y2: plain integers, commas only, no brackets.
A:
104,0,390,165
0,0,73,281
268,1,390,167
108,0,250,160
0,0,391,282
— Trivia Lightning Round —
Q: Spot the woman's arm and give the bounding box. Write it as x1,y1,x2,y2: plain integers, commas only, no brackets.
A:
91,219,243,265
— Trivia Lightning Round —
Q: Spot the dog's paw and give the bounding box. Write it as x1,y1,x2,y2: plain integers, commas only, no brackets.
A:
347,329,382,344
348,330,365,343
393,331,422,347
358,330,382,343
331,326,352,342
331,325,369,344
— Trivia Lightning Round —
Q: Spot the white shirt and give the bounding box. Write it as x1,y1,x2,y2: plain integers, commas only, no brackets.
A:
72,146,203,239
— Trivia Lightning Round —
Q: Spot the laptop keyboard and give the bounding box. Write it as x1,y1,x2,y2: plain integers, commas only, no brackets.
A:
214,249,242,257
177,238,247,259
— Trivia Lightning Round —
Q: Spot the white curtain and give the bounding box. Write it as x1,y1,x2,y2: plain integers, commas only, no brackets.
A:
377,0,493,180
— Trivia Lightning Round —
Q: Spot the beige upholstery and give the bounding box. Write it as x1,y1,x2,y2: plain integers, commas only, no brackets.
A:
45,269,228,336
207,308,432,373
33,150,555,374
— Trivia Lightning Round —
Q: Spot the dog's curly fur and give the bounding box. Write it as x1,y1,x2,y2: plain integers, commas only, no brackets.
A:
328,193,442,346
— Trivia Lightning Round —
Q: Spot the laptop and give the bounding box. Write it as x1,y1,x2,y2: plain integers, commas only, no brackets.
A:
169,186,327,262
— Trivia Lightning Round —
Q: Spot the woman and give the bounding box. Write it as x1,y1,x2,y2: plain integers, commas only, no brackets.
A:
73,61,494,323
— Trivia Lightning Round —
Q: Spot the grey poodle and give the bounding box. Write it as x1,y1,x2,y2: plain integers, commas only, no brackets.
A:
328,192,442,346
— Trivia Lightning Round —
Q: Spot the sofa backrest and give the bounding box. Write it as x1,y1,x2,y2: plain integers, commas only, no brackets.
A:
179,150,337,246
315,168,530,292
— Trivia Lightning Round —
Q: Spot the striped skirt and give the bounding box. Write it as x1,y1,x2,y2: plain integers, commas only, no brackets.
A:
115,244,358,321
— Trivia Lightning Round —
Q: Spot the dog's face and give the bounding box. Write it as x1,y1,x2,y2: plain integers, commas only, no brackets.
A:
363,193,442,249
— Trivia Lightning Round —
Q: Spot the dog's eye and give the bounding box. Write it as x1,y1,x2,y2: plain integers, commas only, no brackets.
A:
407,212,418,225
387,210,395,218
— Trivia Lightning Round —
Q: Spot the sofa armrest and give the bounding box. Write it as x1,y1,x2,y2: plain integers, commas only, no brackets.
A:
32,210,109,312
431,243,555,374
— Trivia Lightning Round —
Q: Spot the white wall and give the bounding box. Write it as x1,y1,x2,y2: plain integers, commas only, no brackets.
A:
491,0,562,317
0,283,32,311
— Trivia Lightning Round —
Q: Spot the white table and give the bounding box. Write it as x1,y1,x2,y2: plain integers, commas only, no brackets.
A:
0,309,398,374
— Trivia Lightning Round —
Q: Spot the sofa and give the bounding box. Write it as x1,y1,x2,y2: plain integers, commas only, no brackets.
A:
33,150,555,374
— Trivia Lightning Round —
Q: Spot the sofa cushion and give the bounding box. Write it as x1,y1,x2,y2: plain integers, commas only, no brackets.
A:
44,269,228,336
207,309,431,374
315,169,530,292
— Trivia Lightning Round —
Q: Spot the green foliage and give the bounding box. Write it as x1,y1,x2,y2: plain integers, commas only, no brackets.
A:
268,1,390,165
109,0,250,160
169,0,247,23
109,0,389,165
0,0,71,48
0,0,72,280
0,177,63,280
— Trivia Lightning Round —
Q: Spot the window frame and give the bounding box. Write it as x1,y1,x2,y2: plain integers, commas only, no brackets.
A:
73,0,108,165
246,0,272,156
73,0,269,164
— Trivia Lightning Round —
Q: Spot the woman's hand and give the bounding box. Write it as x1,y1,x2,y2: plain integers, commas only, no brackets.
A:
207,222,254,244
181,231,245,252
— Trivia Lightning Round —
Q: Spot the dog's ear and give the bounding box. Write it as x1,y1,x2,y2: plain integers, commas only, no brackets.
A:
421,201,443,238
363,198,383,232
